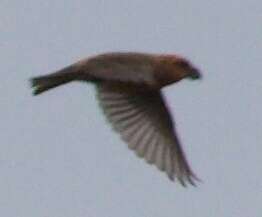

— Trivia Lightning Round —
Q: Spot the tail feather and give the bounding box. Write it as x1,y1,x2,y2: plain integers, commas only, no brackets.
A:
30,65,78,95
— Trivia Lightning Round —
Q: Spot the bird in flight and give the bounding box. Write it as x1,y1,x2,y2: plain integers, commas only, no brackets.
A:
30,52,202,186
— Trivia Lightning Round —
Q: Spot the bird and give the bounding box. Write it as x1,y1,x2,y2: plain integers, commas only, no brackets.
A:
30,52,202,186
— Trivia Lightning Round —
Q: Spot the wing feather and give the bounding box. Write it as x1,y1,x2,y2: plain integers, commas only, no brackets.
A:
96,82,198,186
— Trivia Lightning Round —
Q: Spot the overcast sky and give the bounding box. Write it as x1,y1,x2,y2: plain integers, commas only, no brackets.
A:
1,1,262,216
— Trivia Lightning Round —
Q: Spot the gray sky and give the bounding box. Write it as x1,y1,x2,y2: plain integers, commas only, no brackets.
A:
1,0,261,216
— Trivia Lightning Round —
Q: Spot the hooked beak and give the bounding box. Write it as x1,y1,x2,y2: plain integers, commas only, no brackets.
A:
188,67,202,80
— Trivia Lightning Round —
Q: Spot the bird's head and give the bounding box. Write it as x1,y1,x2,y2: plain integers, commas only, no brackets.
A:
169,55,202,81
154,54,202,87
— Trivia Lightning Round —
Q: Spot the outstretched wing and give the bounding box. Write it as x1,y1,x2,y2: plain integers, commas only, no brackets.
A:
96,82,198,186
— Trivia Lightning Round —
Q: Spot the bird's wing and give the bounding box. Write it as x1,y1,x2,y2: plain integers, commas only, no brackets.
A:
96,82,198,186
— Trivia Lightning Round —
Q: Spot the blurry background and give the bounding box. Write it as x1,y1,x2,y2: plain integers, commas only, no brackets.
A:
1,0,261,216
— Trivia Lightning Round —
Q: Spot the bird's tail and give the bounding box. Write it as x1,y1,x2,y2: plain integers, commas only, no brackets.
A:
30,65,80,95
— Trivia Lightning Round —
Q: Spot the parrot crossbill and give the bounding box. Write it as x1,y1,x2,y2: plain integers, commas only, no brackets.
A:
30,52,202,186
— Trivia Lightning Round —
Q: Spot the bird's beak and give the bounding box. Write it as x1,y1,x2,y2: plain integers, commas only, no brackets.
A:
188,67,202,80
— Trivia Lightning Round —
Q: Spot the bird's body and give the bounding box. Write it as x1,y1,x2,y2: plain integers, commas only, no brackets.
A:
30,52,201,186
78,52,156,85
